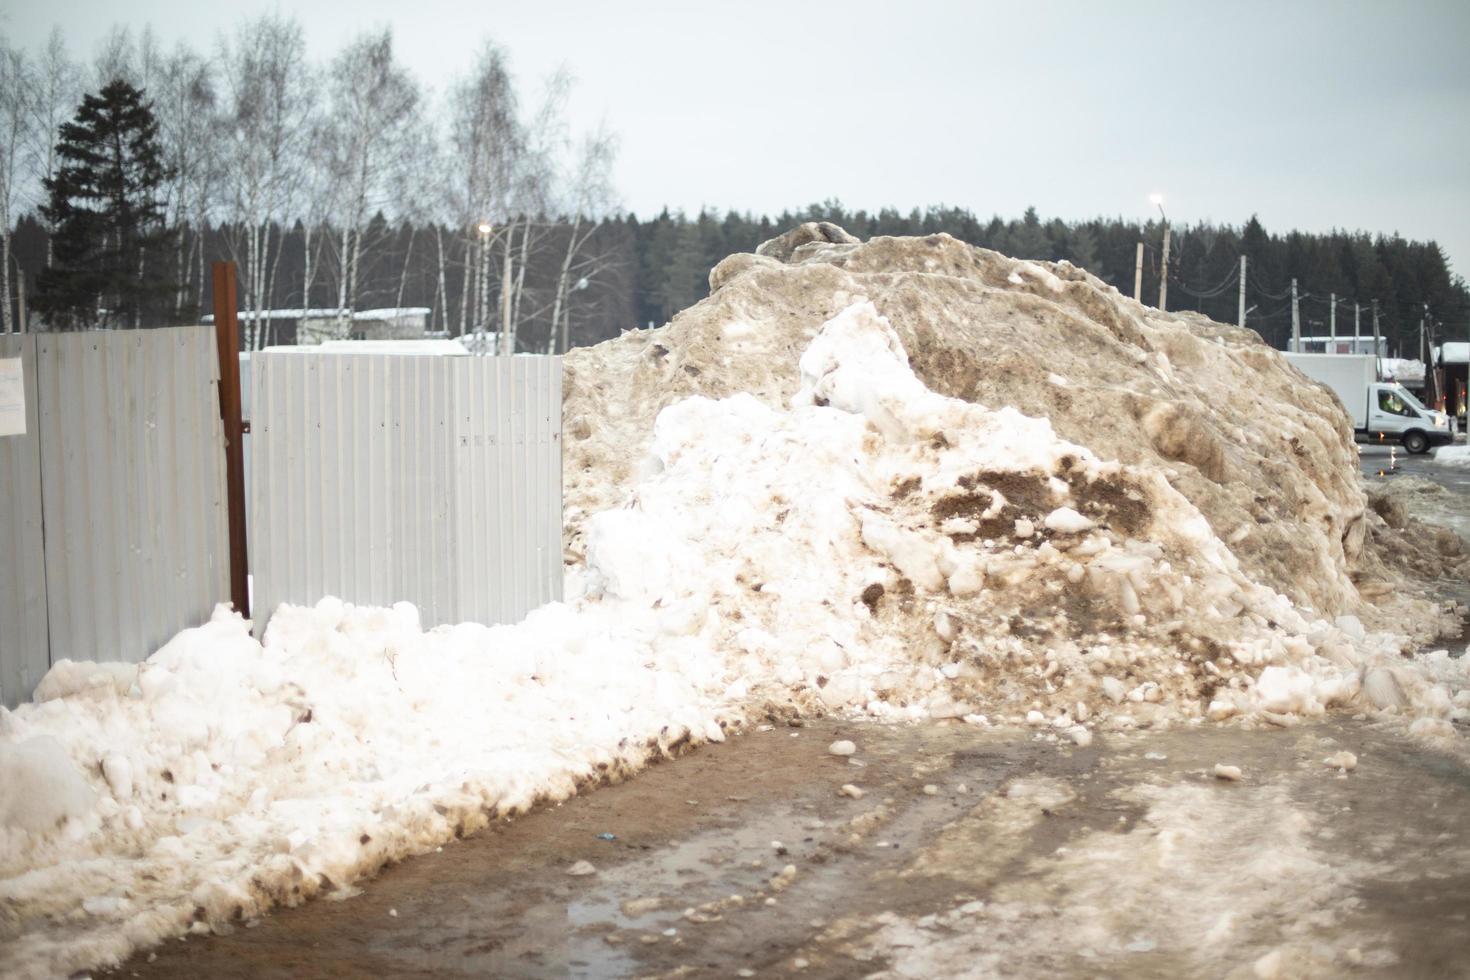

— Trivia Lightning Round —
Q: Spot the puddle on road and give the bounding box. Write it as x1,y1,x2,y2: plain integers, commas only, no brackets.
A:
568,807,801,925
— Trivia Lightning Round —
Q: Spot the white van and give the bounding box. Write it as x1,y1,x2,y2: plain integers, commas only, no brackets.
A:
1284,353,1453,454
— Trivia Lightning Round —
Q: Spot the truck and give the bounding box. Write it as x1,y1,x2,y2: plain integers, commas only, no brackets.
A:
1284,352,1453,454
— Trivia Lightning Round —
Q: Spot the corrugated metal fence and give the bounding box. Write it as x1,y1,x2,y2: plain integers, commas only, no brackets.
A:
250,352,562,633
0,335,48,707
0,328,229,708
1,334,563,706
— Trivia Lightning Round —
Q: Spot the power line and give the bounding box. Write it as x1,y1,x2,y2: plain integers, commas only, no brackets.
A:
1250,280,1291,301
1177,264,1240,299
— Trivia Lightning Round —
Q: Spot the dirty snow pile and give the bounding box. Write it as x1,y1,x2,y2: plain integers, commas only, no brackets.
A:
576,298,1469,735
1363,476,1469,585
0,601,738,978
564,223,1463,638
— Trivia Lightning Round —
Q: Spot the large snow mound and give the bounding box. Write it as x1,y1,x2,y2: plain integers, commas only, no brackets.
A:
565,226,1464,634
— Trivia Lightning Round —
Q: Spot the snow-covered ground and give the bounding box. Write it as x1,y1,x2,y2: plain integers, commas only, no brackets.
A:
3,299,1468,979
1431,444,1470,468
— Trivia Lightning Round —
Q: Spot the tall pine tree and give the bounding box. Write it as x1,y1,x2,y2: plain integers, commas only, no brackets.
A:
34,79,175,329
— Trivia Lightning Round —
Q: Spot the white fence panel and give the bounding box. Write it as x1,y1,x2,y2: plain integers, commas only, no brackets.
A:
0,336,48,708
33,328,230,668
0,327,230,707
251,352,562,633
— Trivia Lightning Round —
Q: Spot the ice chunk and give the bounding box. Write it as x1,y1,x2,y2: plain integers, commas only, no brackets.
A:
1362,668,1406,711
1044,507,1094,534
1253,666,1320,715
102,754,133,801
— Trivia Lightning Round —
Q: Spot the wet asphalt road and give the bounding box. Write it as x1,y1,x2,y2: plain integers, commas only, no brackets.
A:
1358,440,1469,495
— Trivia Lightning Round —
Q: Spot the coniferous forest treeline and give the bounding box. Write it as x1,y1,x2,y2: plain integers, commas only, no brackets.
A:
8,204,1467,359
0,23,1464,356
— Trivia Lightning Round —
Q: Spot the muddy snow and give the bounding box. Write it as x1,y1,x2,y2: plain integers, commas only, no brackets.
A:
2,226,1467,979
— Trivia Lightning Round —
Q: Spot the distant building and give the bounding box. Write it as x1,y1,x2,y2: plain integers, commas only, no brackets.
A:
1436,342,1468,423
298,308,431,344
1296,335,1387,356
204,307,432,345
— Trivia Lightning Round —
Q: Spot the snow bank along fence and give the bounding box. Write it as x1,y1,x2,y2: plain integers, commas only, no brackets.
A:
249,350,563,635
0,329,230,708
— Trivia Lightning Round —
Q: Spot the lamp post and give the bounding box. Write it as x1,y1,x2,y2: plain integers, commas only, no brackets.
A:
1150,194,1170,311
476,222,492,336
561,275,588,353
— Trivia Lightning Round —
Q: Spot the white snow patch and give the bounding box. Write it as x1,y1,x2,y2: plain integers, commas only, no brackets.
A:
1043,507,1094,534
1429,445,1470,468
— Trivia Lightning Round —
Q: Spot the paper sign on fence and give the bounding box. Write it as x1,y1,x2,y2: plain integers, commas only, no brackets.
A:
0,357,25,436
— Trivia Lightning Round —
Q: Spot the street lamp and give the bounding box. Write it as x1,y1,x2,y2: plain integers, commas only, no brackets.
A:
556,276,590,354
1150,194,1170,311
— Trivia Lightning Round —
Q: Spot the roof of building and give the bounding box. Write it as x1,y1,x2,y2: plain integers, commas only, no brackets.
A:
203,307,431,323
259,339,470,356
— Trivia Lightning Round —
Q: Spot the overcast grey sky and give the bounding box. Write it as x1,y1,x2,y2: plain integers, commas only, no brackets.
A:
5,0,1469,276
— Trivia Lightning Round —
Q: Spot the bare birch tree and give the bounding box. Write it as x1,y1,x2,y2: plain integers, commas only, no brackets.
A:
152,42,217,319
446,43,521,339
500,71,566,353
25,28,81,275
92,25,157,88
217,16,315,347
546,125,618,353
320,28,420,332
4,24,628,344
0,38,33,332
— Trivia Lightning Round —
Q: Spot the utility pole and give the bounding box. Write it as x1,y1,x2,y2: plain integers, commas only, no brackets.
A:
1237,255,1247,327
1354,302,1360,348
1290,278,1300,352
1158,225,1171,311
1371,299,1381,379
1329,293,1336,344
1133,243,1143,302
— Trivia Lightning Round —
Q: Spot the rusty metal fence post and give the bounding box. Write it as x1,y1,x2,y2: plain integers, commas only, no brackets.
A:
212,262,250,618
